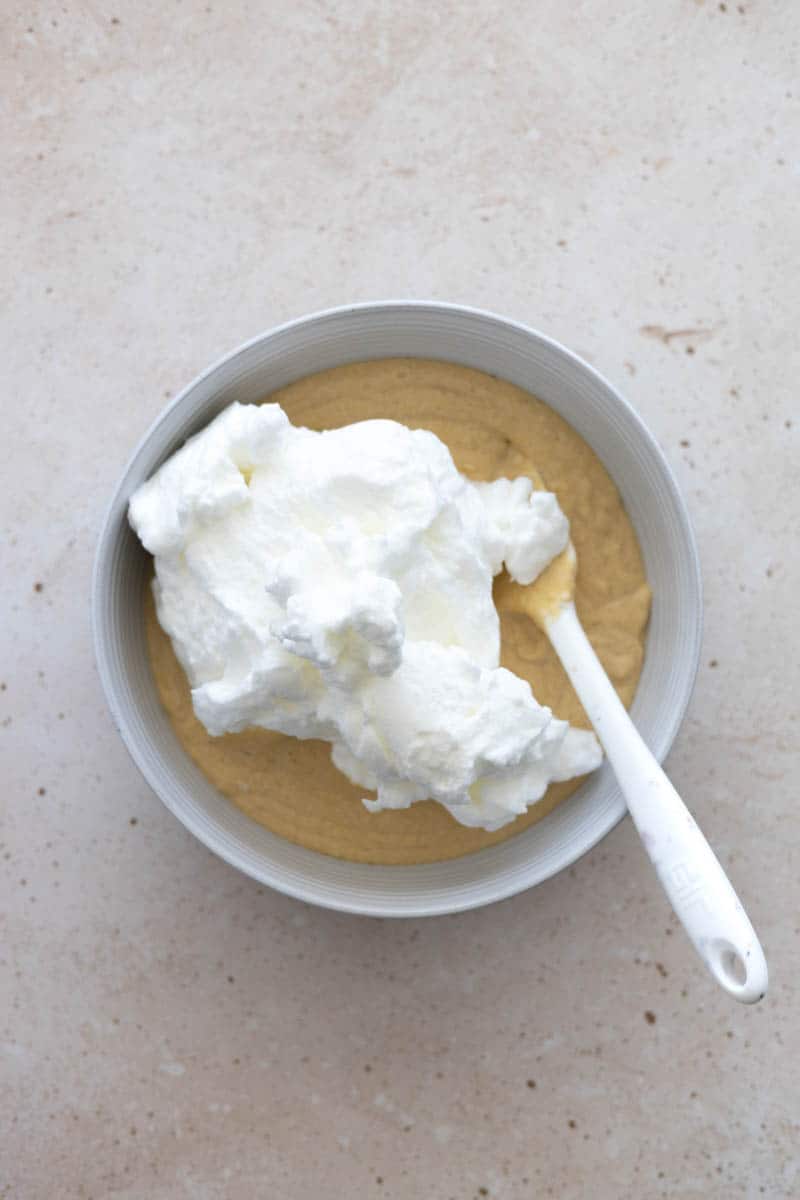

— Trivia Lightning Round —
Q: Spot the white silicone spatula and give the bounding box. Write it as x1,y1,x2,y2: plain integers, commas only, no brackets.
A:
496,545,768,1004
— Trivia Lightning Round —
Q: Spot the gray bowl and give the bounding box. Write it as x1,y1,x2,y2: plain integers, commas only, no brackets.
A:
92,301,702,916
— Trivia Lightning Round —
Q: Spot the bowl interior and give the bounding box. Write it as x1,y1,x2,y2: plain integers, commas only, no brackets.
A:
93,303,701,916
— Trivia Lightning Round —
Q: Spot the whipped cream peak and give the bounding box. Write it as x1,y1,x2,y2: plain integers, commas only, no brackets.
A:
129,401,601,830
271,572,404,683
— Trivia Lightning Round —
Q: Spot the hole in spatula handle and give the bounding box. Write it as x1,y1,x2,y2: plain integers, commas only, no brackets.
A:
708,939,765,1003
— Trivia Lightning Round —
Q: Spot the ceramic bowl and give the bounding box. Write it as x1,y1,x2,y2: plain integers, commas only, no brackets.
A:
92,301,702,916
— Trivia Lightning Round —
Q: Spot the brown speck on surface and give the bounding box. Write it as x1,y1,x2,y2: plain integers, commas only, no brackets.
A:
364,1063,372,1072
567,1119,577,1130
37,787,46,796
766,567,773,578
655,962,668,977
786,419,793,428
129,817,138,826
376,1178,383,1186
680,439,690,447
478,1189,489,1197
33,582,44,593
111,15,120,23
557,239,567,247
227,975,235,983
0,682,6,690
623,361,636,375
709,658,718,668
640,324,714,346
719,2,727,8
686,345,695,355
644,1011,657,1025
526,1079,536,1089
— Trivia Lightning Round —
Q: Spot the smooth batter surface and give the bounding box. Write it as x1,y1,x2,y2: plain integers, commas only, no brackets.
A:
145,360,651,864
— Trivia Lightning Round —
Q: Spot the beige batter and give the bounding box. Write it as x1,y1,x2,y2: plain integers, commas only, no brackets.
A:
144,359,651,864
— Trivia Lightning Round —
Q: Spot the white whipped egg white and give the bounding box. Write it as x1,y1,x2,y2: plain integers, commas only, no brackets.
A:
129,402,601,830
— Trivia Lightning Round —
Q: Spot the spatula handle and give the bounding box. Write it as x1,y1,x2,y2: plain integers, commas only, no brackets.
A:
547,602,768,1004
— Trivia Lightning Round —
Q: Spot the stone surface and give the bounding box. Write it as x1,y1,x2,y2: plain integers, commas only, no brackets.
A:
2,2,798,1197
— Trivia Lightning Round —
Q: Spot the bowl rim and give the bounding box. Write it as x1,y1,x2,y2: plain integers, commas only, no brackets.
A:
92,299,703,914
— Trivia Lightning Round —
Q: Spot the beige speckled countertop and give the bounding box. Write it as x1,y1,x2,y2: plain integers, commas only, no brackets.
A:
2,3,798,1197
